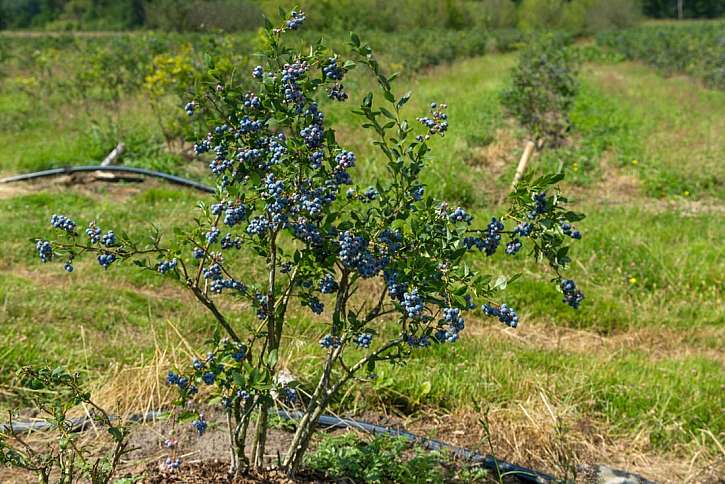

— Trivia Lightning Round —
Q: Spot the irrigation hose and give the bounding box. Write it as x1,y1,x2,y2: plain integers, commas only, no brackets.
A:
2,410,554,483
0,165,215,194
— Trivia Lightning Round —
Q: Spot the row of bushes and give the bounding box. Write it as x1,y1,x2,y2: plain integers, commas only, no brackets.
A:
0,27,524,149
596,21,725,89
0,27,523,85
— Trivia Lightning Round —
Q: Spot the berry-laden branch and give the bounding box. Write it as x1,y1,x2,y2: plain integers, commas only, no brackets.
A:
30,9,586,476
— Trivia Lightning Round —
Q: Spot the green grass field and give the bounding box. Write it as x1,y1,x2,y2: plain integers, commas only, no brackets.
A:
0,41,723,482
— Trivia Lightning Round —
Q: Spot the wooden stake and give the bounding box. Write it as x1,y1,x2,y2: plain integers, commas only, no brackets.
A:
511,140,536,189
100,143,125,166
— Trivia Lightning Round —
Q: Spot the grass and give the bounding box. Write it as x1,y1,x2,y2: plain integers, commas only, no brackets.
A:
0,38,723,482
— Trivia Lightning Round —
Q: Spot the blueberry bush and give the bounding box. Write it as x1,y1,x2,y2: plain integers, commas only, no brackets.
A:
501,34,579,148
31,10,585,477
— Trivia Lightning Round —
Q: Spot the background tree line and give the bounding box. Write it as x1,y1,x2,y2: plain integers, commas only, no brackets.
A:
0,0,722,32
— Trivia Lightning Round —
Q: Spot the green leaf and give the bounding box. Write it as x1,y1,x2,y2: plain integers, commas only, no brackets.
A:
108,427,124,442
397,91,412,109
379,107,396,120
266,349,278,368
419,381,432,398
492,275,508,291
563,211,585,222
362,92,373,108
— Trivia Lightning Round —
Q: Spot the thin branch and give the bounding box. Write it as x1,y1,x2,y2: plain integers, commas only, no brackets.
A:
189,286,241,342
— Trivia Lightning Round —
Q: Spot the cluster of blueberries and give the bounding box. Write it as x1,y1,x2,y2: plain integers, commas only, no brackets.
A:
220,233,242,250
514,222,533,237
282,384,298,405
86,224,102,244
192,414,208,435
285,10,305,30
323,58,347,101
403,288,424,319
529,192,548,219
319,331,373,350
560,279,584,308
157,259,177,274
355,333,373,348
435,307,466,343
200,261,247,295
505,239,522,255
482,303,519,328
166,371,199,396
164,457,181,471
282,60,309,107
307,296,324,314
449,207,473,224
561,222,582,240
101,231,116,247
319,274,338,294
184,102,195,116
319,334,341,349
417,103,448,137
464,218,505,256
50,214,76,233
322,58,344,80
36,240,52,263
338,230,388,279
97,253,116,270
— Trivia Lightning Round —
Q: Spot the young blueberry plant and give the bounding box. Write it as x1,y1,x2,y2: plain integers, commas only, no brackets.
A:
0,367,129,484
31,10,584,477
501,34,579,149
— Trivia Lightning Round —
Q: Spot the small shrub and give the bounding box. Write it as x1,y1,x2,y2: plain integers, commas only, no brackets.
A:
501,34,579,147
0,367,130,484
306,433,444,483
